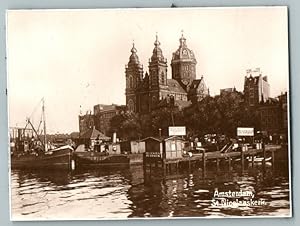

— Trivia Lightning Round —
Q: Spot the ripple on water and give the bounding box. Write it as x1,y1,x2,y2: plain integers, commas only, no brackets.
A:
10,167,291,219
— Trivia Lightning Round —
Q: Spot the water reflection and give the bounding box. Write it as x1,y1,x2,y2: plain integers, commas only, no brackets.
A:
11,162,290,220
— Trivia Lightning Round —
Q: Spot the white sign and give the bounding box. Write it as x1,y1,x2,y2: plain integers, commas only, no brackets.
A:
112,132,117,143
168,126,186,136
196,142,202,147
237,127,254,136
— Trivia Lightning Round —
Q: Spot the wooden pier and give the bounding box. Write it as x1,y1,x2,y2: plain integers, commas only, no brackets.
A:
143,144,282,177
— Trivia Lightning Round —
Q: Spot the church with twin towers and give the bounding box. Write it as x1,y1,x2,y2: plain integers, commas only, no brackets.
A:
125,33,210,114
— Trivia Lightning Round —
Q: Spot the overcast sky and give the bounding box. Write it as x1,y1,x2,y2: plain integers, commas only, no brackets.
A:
7,7,289,133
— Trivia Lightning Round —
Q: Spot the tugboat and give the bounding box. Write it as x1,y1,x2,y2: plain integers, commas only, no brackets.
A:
73,128,129,169
10,98,74,170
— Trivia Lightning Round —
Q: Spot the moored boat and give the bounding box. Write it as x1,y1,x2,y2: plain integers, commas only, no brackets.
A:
73,144,130,169
11,145,74,170
10,98,74,170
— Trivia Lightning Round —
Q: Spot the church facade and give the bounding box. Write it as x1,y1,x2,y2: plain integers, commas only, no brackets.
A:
125,34,209,114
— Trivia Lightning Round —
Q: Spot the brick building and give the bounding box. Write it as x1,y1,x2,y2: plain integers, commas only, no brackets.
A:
79,112,95,135
244,68,270,106
79,104,126,136
257,92,288,140
94,104,126,135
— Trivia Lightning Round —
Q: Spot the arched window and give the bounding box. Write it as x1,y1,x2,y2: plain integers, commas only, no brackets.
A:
128,99,134,112
126,78,129,88
129,75,133,89
161,72,165,84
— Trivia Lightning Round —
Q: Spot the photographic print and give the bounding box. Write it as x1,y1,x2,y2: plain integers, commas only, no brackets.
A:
7,7,291,220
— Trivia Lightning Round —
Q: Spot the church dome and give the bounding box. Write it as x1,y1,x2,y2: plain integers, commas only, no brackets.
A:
171,33,197,63
129,43,140,64
151,34,166,62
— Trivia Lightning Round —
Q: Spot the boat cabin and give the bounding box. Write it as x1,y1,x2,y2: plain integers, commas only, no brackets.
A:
78,127,110,149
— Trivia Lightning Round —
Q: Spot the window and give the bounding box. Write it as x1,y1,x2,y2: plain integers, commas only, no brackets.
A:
129,75,133,89
128,99,134,112
171,142,176,151
161,72,165,84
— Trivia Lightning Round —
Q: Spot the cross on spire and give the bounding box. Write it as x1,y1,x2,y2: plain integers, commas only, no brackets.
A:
131,40,137,53
179,30,186,46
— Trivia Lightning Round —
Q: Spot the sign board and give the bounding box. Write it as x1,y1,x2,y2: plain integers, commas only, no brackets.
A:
112,132,117,143
237,127,254,136
196,142,202,147
145,152,161,158
168,126,186,136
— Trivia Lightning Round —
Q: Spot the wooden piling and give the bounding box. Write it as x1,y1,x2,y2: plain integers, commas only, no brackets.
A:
272,150,275,170
251,154,254,168
241,147,245,172
202,149,206,176
263,143,266,171
163,160,166,176
228,157,231,172
216,158,220,171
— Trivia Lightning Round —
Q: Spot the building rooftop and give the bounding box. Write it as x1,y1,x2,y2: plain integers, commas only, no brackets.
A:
167,79,186,93
80,127,110,141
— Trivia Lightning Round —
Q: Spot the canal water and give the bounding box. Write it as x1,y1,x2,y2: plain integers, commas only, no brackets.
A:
11,162,290,220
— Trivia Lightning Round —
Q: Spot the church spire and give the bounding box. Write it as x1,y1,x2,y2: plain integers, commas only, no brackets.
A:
151,33,165,62
131,41,137,53
179,30,187,47
154,32,160,47
129,41,140,64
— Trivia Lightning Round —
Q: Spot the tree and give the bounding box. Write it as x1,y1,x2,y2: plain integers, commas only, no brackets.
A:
183,91,260,137
109,112,142,140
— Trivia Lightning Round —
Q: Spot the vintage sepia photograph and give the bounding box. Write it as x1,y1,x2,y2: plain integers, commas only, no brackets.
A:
7,7,291,220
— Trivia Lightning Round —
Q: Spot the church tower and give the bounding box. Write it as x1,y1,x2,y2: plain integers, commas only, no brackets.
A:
171,33,197,91
125,43,143,113
148,34,168,110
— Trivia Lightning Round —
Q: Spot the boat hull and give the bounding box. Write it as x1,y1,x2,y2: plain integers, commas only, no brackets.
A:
11,148,72,170
74,152,130,169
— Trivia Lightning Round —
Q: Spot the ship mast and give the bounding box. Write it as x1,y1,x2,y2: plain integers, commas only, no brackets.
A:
42,98,47,152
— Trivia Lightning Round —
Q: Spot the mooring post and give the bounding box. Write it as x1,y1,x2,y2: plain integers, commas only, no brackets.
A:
251,154,255,168
228,156,231,172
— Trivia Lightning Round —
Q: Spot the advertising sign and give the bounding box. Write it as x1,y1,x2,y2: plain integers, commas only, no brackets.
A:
237,127,254,136
168,126,186,136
